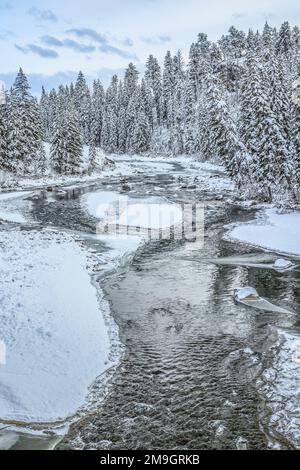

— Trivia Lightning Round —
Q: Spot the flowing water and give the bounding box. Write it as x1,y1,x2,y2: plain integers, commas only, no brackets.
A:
1,158,300,450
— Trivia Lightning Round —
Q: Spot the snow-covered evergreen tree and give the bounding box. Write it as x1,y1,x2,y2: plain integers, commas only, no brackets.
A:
90,79,105,148
0,87,7,170
74,71,91,144
7,68,46,175
131,110,151,153
145,55,163,126
51,105,83,175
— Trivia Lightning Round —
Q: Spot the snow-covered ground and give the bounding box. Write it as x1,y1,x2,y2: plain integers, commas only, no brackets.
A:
0,144,116,193
257,328,300,449
0,229,115,423
0,190,33,223
1,148,233,197
225,207,300,257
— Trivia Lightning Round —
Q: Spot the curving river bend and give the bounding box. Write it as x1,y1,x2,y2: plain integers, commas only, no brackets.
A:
1,157,300,450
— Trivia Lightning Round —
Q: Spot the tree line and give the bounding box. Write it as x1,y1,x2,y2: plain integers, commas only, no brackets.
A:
1,22,300,203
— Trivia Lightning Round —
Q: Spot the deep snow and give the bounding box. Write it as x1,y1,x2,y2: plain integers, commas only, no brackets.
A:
0,229,113,423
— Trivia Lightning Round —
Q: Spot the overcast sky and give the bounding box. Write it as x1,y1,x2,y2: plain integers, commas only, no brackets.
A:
0,0,299,94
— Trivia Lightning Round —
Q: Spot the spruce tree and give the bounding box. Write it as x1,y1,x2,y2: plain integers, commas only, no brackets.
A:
145,55,163,126
51,106,83,175
90,79,105,148
162,51,174,127
74,71,91,144
0,86,8,170
7,68,45,175
131,110,151,153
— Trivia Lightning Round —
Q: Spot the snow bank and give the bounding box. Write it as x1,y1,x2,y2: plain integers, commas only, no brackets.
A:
226,208,300,257
258,329,300,449
0,229,112,423
0,191,31,201
0,191,32,223
0,211,26,223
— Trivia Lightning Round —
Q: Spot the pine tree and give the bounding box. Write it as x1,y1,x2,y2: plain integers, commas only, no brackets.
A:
51,106,83,175
131,110,151,153
145,55,163,126
276,21,292,56
0,93,7,171
117,81,127,153
262,22,274,51
40,86,51,141
162,51,174,127
74,71,91,144
291,75,300,190
184,79,196,154
102,75,119,153
7,68,45,175
202,74,245,179
126,87,141,152
90,79,105,148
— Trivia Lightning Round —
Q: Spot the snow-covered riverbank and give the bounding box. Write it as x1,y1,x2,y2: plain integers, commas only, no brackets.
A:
0,228,116,423
225,207,300,258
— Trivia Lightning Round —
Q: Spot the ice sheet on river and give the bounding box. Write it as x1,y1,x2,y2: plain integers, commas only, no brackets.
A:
0,229,113,423
82,190,183,231
205,254,296,271
225,208,300,257
234,287,293,314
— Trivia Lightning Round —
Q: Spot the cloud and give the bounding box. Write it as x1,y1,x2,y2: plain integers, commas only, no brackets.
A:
120,37,134,47
98,44,138,60
0,30,13,40
41,35,95,53
15,44,27,54
28,7,57,23
67,28,138,60
232,13,246,19
112,36,134,47
41,35,63,47
0,2,12,10
0,68,129,95
62,39,95,53
140,35,171,45
66,28,107,44
15,44,59,58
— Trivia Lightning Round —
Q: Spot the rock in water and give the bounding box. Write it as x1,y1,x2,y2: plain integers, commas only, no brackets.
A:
234,287,259,301
273,259,294,270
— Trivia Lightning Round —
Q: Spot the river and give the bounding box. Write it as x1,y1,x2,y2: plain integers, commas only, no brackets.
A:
1,157,300,450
